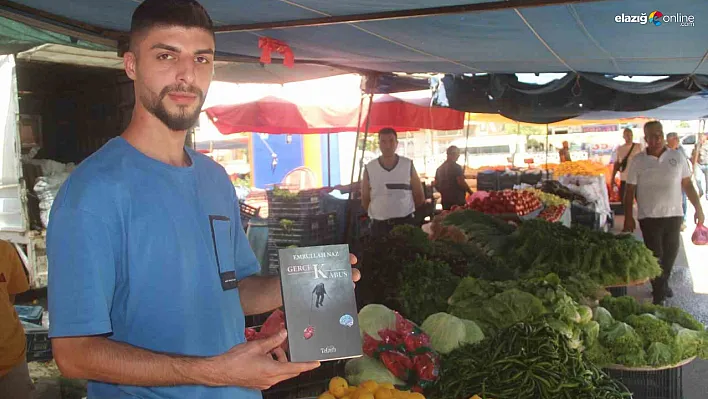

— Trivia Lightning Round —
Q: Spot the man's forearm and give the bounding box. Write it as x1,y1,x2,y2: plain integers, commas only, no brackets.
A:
684,182,703,211
238,275,282,315
623,185,635,217
53,337,219,387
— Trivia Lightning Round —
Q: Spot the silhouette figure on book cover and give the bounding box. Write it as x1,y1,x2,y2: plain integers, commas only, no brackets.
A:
313,283,327,308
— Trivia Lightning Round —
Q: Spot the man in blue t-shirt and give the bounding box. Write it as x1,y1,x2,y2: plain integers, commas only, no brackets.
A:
46,1,359,398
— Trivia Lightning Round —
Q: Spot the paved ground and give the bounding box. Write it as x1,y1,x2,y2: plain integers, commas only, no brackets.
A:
615,198,708,399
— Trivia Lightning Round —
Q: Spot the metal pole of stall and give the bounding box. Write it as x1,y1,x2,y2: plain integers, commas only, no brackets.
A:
327,133,332,187
463,113,471,170
545,124,550,173
348,96,366,192
345,94,369,244
357,93,375,182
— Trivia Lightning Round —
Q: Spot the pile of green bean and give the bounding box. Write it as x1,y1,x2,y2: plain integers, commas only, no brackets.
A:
432,321,631,399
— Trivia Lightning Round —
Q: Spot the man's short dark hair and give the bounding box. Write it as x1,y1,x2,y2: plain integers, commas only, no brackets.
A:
644,120,663,134
130,0,214,48
378,127,398,140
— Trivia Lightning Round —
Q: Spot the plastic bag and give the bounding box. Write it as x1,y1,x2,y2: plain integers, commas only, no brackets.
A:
361,311,440,392
692,224,708,245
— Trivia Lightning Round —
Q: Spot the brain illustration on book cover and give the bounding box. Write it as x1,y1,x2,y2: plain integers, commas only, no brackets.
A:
278,244,363,363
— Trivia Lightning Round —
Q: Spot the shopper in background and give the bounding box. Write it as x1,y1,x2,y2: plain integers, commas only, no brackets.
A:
362,127,425,238
559,141,572,162
0,240,33,398
434,146,473,210
611,128,642,206
667,132,691,230
624,121,705,304
691,133,708,199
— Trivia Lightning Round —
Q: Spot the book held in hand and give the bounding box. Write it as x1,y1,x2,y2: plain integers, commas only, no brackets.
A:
278,244,362,363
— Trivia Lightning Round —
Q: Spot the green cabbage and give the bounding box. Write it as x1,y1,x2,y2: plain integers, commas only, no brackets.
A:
345,355,404,386
421,313,466,354
581,321,600,348
358,304,396,340
593,307,615,328
421,313,485,354
577,306,593,324
461,319,485,345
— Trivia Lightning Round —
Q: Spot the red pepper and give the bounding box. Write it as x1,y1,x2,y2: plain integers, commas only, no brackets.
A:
362,333,380,358
413,351,440,382
380,350,413,380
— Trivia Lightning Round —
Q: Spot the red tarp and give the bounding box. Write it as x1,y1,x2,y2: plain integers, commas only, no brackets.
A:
204,92,464,135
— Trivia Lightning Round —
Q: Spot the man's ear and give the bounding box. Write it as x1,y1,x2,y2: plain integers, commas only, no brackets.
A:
124,51,137,81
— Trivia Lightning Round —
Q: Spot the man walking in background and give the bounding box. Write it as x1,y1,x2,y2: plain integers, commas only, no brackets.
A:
434,146,473,210
361,127,425,238
559,141,572,162
0,240,33,398
692,133,708,199
667,132,691,230
611,128,641,205
624,121,704,305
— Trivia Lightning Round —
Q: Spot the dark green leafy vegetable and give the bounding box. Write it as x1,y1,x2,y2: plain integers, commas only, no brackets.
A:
645,304,706,331
594,296,708,367
505,219,662,286
358,224,516,314
626,313,675,346
600,296,641,322
431,321,631,399
400,256,460,324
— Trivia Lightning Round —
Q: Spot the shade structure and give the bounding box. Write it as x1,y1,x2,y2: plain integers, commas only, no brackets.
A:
3,0,708,76
366,92,465,132
204,96,362,135
204,92,465,135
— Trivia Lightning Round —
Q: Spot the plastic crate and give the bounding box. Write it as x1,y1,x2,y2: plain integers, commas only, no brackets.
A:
268,213,337,242
239,201,260,231
15,305,43,325
476,170,499,192
607,286,628,297
520,169,553,186
605,366,683,399
262,360,346,399
571,203,604,231
498,171,521,190
21,321,52,362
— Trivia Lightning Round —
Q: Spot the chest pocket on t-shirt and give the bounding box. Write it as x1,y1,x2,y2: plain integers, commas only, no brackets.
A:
208,215,238,291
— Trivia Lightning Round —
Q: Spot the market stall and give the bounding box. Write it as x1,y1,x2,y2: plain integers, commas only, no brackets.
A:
244,209,707,398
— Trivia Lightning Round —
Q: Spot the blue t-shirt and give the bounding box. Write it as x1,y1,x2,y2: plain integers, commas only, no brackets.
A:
47,137,262,399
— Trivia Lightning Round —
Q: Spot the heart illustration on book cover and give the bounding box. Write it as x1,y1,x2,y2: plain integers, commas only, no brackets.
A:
303,325,315,340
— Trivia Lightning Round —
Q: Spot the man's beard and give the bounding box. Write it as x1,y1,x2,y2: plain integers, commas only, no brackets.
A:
141,84,204,131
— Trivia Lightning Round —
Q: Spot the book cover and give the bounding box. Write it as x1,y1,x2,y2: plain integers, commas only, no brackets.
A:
278,244,362,363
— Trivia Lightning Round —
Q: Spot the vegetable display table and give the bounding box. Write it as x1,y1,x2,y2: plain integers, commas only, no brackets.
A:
604,278,650,297
604,357,695,399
